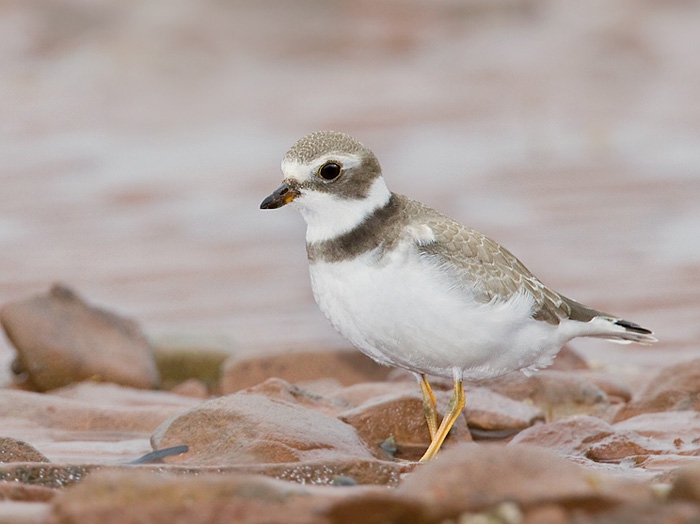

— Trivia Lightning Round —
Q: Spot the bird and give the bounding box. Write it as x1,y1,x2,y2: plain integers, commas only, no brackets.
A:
260,130,657,462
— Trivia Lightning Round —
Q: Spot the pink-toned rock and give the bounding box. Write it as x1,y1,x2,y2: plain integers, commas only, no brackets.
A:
396,443,654,522
511,416,616,455
152,392,375,465
338,391,470,461
510,414,676,462
1,284,159,391
0,437,50,463
0,389,188,432
613,358,700,422
50,382,201,409
613,411,700,454
330,381,415,407
333,381,542,440
49,468,392,524
0,481,56,502
244,377,347,416
483,370,610,420
465,386,545,432
220,349,390,394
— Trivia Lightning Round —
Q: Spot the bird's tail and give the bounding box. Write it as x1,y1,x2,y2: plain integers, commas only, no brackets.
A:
562,296,657,345
589,317,658,345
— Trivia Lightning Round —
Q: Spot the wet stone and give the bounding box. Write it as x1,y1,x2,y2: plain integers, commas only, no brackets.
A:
0,284,159,392
151,392,375,465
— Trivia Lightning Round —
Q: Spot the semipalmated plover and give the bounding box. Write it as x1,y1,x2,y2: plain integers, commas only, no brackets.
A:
261,131,656,461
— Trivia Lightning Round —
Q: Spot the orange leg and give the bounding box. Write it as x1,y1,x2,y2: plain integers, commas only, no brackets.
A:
419,377,465,462
418,374,439,441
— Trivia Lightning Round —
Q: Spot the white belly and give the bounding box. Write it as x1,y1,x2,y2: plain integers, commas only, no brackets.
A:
308,247,567,380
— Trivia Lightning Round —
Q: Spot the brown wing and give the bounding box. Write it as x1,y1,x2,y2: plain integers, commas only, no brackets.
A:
400,197,572,325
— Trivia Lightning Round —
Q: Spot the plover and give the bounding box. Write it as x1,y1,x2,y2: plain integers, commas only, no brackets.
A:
260,130,656,462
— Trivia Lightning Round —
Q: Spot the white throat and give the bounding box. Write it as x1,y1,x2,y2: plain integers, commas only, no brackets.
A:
294,177,391,244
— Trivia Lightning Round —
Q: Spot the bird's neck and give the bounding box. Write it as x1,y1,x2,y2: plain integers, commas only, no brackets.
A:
297,177,392,244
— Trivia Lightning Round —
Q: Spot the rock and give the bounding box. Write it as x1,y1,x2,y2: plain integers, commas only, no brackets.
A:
338,391,470,461
49,468,387,524
330,381,415,407
613,411,700,454
396,443,654,522
483,370,610,420
464,386,545,433
0,389,189,433
220,349,390,394
613,358,700,422
0,437,50,463
0,481,56,502
510,415,677,463
151,333,235,392
151,392,375,465
244,377,348,416
510,416,614,455
50,382,200,410
0,284,159,391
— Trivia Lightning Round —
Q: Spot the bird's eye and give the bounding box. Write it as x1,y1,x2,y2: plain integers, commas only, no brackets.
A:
318,161,342,181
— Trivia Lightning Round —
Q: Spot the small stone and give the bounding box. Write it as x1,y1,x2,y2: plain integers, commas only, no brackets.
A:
0,284,159,391
244,377,347,416
151,392,375,465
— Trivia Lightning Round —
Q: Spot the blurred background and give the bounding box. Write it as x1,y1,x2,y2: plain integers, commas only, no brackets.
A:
1,0,699,384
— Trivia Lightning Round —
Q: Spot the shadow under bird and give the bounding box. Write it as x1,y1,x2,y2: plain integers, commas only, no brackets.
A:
260,130,656,462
